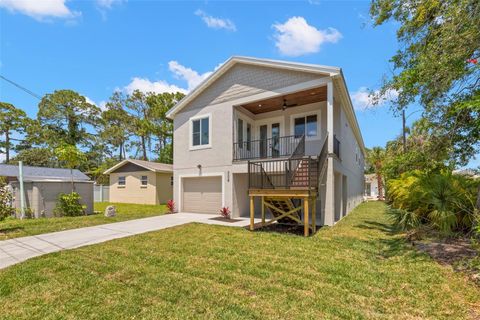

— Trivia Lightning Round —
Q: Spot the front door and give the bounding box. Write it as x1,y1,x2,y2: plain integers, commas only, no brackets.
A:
260,125,268,158
271,123,280,157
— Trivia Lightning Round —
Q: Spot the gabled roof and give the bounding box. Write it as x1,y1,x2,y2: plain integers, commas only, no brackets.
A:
165,56,341,119
103,159,173,175
0,164,90,181
165,56,365,155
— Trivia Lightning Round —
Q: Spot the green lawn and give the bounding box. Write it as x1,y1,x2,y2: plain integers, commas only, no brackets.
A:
1,202,478,319
0,202,166,240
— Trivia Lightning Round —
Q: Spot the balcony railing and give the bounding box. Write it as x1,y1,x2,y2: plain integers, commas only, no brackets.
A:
233,135,305,161
248,156,319,190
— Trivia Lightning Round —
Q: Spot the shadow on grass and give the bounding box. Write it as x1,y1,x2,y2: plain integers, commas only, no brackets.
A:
355,219,399,235
0,226,24,235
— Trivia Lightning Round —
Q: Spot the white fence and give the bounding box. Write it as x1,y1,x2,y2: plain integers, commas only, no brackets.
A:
94,185,110,202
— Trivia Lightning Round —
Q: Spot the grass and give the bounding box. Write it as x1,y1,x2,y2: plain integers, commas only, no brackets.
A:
0,202,166,240
1,202,479,319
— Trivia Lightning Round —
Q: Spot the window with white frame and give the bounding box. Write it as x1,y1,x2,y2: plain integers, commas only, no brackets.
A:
118,176,126,187
294,115,318,138
141,175,148,187
191,115,210,148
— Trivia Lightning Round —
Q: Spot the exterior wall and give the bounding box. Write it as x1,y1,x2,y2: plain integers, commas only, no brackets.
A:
109,170,158,205
172,64,364,223
156,172,173,204
12,181,93,218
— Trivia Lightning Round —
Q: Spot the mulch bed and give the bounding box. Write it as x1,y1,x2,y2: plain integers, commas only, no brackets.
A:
413,238,480,284
250,223,317,236
209,217,243,223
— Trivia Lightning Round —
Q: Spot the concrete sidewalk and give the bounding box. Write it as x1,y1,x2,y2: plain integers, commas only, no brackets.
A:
0,213,259,270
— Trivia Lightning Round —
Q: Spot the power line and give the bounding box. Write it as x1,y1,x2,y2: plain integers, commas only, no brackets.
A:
0,75,42,100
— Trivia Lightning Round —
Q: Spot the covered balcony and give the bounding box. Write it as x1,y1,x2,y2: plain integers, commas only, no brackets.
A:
232,85,341,162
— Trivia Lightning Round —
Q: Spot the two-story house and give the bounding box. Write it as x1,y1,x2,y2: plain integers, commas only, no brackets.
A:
166,57,365,233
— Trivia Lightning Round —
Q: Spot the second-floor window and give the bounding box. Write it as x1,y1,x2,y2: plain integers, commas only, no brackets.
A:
246,123,251,151
191,115,210,148
118,176,126,187
294,115,317,138
141,175,148,187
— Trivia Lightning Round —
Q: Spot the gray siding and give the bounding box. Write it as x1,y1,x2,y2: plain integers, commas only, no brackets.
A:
183,64,321,112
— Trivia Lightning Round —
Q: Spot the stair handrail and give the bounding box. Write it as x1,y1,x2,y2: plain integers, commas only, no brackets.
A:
317,134,329,185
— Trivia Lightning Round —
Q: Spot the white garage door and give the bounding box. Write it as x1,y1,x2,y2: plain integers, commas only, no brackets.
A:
183,177,222,214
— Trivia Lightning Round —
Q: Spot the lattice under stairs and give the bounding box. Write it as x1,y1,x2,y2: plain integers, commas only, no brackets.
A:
263,197,302,225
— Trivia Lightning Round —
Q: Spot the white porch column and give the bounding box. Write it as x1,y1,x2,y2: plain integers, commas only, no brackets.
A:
324,80,335,226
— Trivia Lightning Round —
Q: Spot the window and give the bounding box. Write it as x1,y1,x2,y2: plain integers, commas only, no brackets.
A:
246,123,251,151
294,115,317,138
141,175,148,187
237,118,244,148
191,115,210,148
170,176,174,186
118,176,126,187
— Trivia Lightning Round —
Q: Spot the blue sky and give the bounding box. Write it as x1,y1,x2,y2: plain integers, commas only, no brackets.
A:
1,0,476,167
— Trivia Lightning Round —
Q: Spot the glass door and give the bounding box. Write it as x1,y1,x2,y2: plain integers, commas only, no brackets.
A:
271,123,280,158
259,125,268,158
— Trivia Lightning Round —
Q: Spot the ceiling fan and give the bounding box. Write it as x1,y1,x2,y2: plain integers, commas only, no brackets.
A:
282,98,297,111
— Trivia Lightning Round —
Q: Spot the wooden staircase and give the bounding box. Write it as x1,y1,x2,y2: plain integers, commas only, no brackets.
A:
290,158,319,188
264,197,301,224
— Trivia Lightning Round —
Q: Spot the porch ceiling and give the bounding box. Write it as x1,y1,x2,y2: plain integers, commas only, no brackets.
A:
239,86,327,114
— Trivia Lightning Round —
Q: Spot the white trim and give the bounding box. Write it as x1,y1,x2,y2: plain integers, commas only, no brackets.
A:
166,56,340,119
289,110,321,141
188,113,212,151
178,172,225,212
254,116,285,140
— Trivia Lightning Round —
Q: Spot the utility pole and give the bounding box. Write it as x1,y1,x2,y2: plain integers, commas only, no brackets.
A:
402,109,407,154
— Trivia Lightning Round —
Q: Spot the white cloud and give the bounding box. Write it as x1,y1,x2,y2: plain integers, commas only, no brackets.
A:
351,87,399,111
124,77,187,95
96,0,124,9
168,61,213,91
122,60,224,95
0,0,80,21
272,16,342,56
195,9,236,31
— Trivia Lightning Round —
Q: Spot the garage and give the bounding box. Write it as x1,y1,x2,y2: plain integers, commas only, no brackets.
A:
182,176,222,213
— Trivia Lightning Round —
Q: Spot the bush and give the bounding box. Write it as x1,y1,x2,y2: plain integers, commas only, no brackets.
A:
54,192,86,217
0,177,14,221
387,171,479,235
166,200,176,214
219,207,231,219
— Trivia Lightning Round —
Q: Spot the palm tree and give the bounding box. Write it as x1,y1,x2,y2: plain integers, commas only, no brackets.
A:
367,147,385,200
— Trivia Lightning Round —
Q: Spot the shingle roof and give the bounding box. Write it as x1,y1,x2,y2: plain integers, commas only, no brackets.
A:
0,164,90,181
103,159,173,174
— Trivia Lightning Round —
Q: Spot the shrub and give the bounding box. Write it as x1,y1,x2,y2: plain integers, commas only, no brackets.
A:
54,192,86,217
387,170,479,235
0,177,14,221
219,207,231,219
166,199,176,214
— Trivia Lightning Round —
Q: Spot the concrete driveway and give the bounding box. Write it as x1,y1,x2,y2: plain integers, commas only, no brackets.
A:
0,213,259,270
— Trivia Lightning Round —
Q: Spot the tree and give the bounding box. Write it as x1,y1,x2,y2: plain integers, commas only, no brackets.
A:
100,91,132,161
127,90,152,160
38,90,101,148
9,148,58,167
146,92,184,164
367,147,386,200
0,102,29,163
55,144,87,192
370,0,480,165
